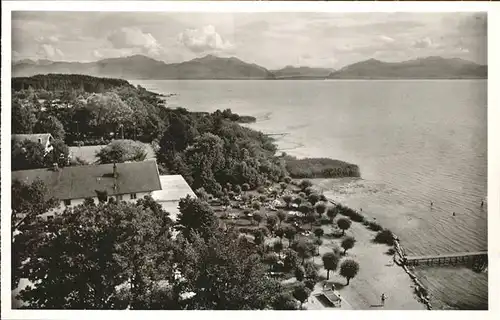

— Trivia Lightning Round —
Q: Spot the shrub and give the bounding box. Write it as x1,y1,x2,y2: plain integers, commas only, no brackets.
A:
294,266,305,281
313,227,324,239
367,220,383,231
320,216,331,225
304,187,314,196
252,201,261,210
286,157,360,179
242,183,250,191
238,227,254,234
259,195,267,202
257,186,266,194
299,180,313,190
374,229,395,246
304,278,316,290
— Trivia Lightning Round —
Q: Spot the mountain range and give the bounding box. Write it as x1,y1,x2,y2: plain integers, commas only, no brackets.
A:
12,54,487,80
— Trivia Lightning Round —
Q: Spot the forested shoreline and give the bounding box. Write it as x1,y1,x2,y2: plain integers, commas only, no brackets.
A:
11,74,366,310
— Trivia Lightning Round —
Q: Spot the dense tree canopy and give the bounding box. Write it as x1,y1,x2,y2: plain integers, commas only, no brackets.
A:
14,199,175,309
96,139,148,164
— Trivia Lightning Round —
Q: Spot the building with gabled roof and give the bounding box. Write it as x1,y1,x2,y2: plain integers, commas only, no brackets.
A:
11,160,163,217
12,133,54,153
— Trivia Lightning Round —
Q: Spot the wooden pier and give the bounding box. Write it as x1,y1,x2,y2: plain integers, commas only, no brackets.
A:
405,251,488,270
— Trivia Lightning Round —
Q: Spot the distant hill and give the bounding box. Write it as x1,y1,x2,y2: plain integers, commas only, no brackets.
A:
271,66,334,79
12,54,275,80
328,57,487,79
12,55,487,80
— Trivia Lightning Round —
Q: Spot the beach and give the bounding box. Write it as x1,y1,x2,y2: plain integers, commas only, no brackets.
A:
303,208,426,310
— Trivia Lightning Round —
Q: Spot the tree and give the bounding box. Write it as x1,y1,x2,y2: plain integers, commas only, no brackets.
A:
283,195,293,208
305,211,317,230
263,253,279,273
271,189,279,199
294,266,305,281
299,180,312,191
14,200,175,309
303,260,319,281
177,196,218,240
96,140,148,164
273,241,284,259
315,202,326,216
275,227,285,244
298,202,312,215
266,215,278,234
341,236,356,255
304,279,316,291
304,187,314,196
340,259,360,285
314,238,323,256
253,212,263,226
252,201,261,211
326,206,337,222
234,184,242,194
313,227,324,239
284,176,292,184
337,217,352,235
322,252,340,280
34,115,65,140
277,210,287,227
86,92,133,137
272,293,297,310
294,240,315,264
283,226,296,244
179,228,284,310
279,182,287,192
12,99,37,133
308,193,320,206
242,183,250,191
45,139,70,168
253,229,265,246
292,283,311,309
282,249,300,272
11,139,46,171
292,197,302,206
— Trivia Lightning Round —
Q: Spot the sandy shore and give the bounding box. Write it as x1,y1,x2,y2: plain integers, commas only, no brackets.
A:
304,221,426,310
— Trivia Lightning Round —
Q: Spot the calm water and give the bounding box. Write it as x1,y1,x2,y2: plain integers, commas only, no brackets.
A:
133,79,488,309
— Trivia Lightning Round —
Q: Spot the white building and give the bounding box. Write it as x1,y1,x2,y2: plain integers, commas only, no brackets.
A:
12,133,54,153
151,175,197,221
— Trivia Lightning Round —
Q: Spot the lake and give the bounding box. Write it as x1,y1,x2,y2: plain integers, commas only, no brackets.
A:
132,79,488,310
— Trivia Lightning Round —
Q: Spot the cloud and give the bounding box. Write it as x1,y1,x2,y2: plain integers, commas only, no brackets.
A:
379,35,395,43
93,50,103,59
178,25,233,53
35,35,59,44
412,37,434,49
107,27,162,56
37,44,64,59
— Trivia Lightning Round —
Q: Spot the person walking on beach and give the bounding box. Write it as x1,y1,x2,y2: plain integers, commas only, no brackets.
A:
452,212,456,216
481,200,484,207
381,293,387,306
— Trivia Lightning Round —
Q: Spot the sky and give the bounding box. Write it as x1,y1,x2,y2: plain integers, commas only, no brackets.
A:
12,12,487,69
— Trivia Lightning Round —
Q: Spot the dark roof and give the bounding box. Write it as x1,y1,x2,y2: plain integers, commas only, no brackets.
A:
12,133,53,146
12,160,162,200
